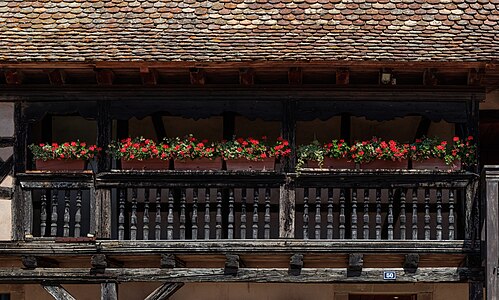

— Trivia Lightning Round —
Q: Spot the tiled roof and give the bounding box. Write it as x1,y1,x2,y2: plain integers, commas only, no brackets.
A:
1,0,499,63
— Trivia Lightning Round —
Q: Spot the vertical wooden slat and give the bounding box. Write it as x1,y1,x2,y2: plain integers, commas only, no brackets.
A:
351,189,358,240
155,189,162,240
303,188,309,240
143,189,150,240
436,188,443,240
339,188,346,240
264,188,271,239
448,189,455,240
400,188,407,240
252,189,259,239
424,188,431,240
279,179,295,238
101,282,117,300
96,189,112,239
412,188,418,240
97,101,112,173
240,189,247,239
327,188,334,239
204,188,211,240
63,190,70,237
74,190,82,238
228,189,235,239
216,190,222,239
375,188,381,240
314,188,321,239
192,189,198,240
12,102,27,240
363,189,369,240
118,189,125,240
179,189,186,240
130,188,138,240
388,188,394,240
40,190,47,237
485,174,498,300
167,189,174,240
50,189,58,237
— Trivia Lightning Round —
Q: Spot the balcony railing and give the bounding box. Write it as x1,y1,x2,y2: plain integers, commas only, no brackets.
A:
17,170,479,243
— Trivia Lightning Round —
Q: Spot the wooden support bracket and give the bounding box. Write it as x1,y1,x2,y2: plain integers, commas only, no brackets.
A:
239,68,254,85
91,254,108,274
468,68,485,86
22,255,59,269
96,69,114,85
160,254,185,269
42,283,77,300
403,253,420,273
140,67,158,85
190,68,205,85
45,69,66,85
423,68,438,86
347,253,363,277
4,69,23,85
336,68,349,85
144,282,184,300
224,254,240,276
288,67,302,85
288,253,303,276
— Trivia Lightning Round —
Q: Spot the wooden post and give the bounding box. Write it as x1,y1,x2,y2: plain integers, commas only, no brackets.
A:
101,282,117,300
95,189,112,239
281,100,296,172
42,284,76,300
485,167,499,300
12,102,28,240
279,176,295,238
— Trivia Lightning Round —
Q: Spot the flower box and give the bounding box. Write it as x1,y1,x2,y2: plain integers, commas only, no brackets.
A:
412,158,461,171
360,159,408,170
225,158,275,171
35,159,86,171
174,157,222,171
306,157,355,170
121,158,169,170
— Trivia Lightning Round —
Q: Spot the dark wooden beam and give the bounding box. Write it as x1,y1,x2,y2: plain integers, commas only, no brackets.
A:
288,67,302,85
414,116,432,140
239,68,254,86
101,282,117,300
4,69,23,85
0,137,14,147
468,68,484,86
160,254,185,269
403,253,420,273
13,102,26,174
140,67,157,86
340,114,351,142
22,255,59,269
45,69,66,85
347,253,363,277
144,282,184,300
189,68,205,85
97,101,111,172
42,284,76,300
0,155,13,184
96,69,114,85
151,113,167,141
484,169,498,300
423,68,438,86
288,254,303,276
224,254,240,275
336,68,349,85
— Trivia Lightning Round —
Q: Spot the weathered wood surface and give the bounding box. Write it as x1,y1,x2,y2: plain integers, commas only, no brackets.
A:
484,167,499,300
0,267,469,283
18,173,93,189
144,282,184,300
42,284,76,300
101,282,117,300
0,137,14,147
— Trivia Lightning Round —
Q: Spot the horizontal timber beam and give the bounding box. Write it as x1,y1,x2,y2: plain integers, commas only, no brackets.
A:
0,267,469,283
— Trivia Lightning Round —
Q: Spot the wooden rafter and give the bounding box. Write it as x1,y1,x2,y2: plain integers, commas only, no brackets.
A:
140,67,157,85
4,69,23,85
189,68,205,85
45,69,66,85
336,68,349,85
239,68,254,85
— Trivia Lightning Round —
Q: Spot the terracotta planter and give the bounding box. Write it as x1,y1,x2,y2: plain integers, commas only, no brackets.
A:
306,157,356,170
412,158,461,171
225,158,275,171
174,157,222,171
121,158,169,170
35,159,86,171
360,159,408,170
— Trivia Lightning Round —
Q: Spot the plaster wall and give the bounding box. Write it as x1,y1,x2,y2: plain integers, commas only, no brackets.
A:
0,103,13,241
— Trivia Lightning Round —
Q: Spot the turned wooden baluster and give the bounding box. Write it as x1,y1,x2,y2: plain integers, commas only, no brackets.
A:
264,188,271,239
424,188,431,240
74,190,82,238
130,188,138,240
180,189,186,240
228,189,235,239
351,189,358,240
50,189,58,237
118,189,126,240
400,188,407,240
315,188,321,239
155,189,162,240
40,189,47,237
363,189,369,240
375,189,381,240
216,190,222,239
412,189,418,240
436,188,443,240
326,188,334,239
449,189,455,240
388,189,394,240
192,189,198,240
303,188,309,240
143,189,150,240
240,189,247,239
252,189,259,239
63,190,70,237
204,188,211,240
339,189,346,240
167,189,174,240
